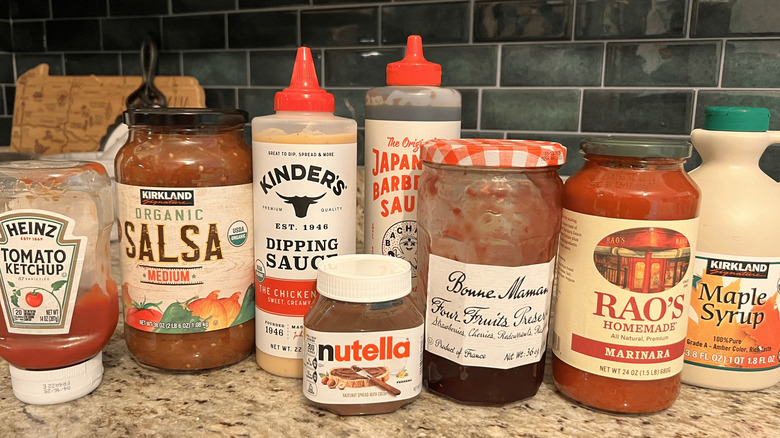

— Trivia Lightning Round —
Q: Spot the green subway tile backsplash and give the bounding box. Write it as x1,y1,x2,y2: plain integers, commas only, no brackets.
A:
501,44,602,87
474,0,572,42
582,90,693,134
0,0,778,182
722,40,780,88
576,0,687,40
482,89,580,131
605,42,721,87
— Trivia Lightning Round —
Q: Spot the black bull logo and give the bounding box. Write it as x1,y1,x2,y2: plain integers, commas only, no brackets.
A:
277,192,326,218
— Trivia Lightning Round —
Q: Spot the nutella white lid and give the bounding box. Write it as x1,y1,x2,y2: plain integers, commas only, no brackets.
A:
316,254,411,303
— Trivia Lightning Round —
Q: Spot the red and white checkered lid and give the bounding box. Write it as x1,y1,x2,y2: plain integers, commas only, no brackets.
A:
421,138,566,168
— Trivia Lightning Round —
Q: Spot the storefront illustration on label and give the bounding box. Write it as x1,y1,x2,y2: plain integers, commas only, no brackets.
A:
593,228,691,293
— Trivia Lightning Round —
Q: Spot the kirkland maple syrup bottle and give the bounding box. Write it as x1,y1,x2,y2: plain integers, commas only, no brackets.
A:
682,107,780,391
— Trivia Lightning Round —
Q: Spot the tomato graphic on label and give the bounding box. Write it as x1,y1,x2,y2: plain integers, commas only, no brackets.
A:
126,299,163,332
25,291,43,308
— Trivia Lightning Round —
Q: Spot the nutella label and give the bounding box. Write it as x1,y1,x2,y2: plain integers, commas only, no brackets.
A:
424,255,555,369
303,326,423,405
553,210,699,380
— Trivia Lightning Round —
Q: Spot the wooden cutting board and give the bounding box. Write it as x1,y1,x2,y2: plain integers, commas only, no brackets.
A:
10,64,206,154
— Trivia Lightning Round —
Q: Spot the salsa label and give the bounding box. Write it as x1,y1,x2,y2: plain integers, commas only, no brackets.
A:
553,210,699,380
685,252,780,371
117,184,255,334
0,211,86,334
424,254,555,369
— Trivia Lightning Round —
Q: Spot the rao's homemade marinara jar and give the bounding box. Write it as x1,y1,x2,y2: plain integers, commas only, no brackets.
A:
552,137,700,413
116,108,255,370
418,138,566,405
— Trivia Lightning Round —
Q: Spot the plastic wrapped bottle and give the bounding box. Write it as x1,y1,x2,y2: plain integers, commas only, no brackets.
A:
252,47,357,378
364,35,461,296
682,106,780,390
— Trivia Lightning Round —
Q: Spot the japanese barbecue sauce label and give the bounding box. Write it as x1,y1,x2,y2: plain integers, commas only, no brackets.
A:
116,184,255,334
0,211,86,334
553,210,699,380
253,141,356,359
424,254,555,369
364,119,460,289
685,252,780,371
303,326,423,405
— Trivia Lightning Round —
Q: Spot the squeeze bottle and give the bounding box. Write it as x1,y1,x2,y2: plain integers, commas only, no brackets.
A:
364,35,461,298
682,106,780,390
252,47,357,378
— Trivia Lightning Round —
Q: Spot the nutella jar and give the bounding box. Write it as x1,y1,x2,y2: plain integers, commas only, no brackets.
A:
303,254,424,415
418,138,566,405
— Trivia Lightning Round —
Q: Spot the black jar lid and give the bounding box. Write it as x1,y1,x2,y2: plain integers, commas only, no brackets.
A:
123,108,248,127
580,136,692,159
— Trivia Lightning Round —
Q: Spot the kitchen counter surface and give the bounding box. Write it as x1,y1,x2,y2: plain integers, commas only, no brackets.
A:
1,246,778,437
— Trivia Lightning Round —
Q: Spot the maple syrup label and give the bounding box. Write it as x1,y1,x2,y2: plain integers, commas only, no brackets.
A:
553,210,699,380
684,252,780,371
116,184,255,333
303,326,423,405
0,211,86,334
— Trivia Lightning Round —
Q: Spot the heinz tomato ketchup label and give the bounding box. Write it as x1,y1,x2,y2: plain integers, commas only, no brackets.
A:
553,210,699,380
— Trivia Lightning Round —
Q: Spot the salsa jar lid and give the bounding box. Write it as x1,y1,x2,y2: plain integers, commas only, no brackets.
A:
421,138,566,168
316,254,411,303
123,108,248,127
580,136,692,159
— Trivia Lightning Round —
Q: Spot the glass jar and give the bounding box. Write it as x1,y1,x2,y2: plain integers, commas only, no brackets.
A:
303,254,424,415
417,138,566,405
552,137,701,413
0,160,118,404
115,108,255,371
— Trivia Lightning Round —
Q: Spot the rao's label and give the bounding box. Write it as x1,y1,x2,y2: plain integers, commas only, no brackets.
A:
116,184,255,334
685,253,780,371
0,211,86,334
424,254,555,369
553,210,699,380
303,326,423,405
253,141,356,359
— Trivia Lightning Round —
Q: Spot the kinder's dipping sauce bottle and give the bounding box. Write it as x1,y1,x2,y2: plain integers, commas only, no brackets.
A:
552,137,701,413
364,35,461,300
252,47,357,378
418,139,566,405
683,107,780,391
0,161,118,404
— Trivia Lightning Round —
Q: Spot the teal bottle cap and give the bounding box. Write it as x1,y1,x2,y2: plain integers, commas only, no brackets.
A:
704,106,770,132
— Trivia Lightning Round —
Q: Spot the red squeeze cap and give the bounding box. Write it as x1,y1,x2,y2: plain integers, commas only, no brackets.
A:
386,35,441,86
275,47,335,112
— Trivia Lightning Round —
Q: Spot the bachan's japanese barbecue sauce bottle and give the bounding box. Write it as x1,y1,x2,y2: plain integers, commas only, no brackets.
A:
683,107,780,391
252,47,357,378
364,35,461,310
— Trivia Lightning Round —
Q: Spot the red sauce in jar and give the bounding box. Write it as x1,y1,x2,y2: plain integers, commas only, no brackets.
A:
116,109,255,371
552,137,700,413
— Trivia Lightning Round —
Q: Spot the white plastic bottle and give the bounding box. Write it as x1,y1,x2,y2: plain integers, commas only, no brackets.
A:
252,47,357,378
683,106,780,390
364,35,461,297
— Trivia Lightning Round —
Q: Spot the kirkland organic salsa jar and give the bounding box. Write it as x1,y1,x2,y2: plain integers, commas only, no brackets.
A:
417,138,566,405
552,137,701,413
0,160,118,404
116,108,255,371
